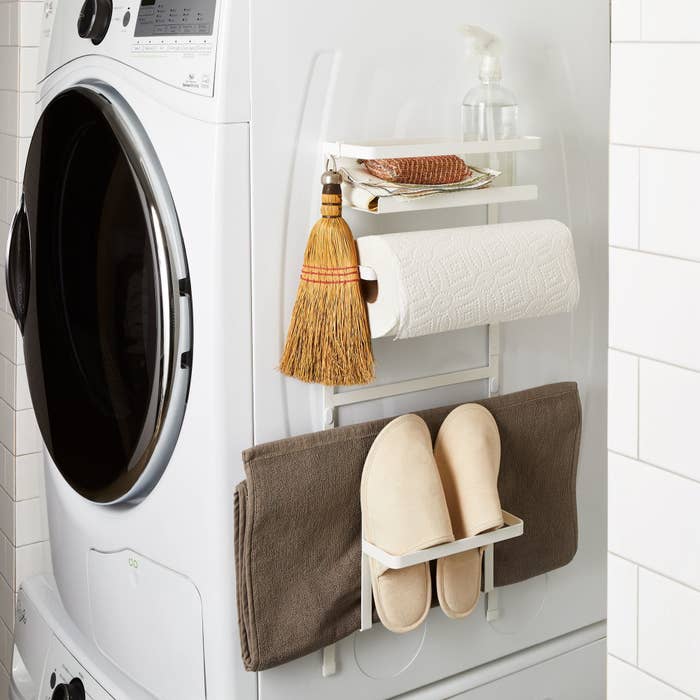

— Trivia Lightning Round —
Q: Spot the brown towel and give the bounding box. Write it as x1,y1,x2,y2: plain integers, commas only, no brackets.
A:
235,382,581,671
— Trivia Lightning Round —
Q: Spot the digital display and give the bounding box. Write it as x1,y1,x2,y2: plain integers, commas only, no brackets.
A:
134,0,216,37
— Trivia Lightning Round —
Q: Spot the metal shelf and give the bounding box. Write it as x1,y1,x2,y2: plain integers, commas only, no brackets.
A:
349,184,538,215
324,136,542,160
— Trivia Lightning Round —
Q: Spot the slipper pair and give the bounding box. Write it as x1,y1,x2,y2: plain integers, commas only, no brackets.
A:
361,404,503,634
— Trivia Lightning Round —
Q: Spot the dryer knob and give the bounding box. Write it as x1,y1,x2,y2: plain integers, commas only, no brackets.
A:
77,0,112,44
51,678,86,700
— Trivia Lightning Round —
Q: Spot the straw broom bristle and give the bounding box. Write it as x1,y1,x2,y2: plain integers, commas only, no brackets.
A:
280,189,374,386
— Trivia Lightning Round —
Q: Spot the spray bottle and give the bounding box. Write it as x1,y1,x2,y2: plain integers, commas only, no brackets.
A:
461,25,519,186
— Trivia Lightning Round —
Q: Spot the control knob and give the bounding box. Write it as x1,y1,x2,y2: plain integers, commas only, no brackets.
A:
77,0,112,44
51,677,86,700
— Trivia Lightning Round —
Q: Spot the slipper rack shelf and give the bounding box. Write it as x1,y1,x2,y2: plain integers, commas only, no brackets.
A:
318,135,539,678
361,510,524,631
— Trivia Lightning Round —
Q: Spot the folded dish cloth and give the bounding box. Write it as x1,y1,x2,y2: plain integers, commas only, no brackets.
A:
339,158,499,212
235,382,581,671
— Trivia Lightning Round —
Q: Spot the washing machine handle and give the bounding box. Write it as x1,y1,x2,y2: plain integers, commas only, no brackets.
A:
5,194,30,335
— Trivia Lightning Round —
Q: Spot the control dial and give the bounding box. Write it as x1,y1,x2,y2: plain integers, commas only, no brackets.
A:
77,0,112,44
52,677,86,700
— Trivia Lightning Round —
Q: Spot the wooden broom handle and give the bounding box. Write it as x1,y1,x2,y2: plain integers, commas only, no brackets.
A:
321,183,342,218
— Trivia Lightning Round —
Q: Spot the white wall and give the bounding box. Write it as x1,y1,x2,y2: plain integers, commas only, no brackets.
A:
609,1,700,697
0,1,49,696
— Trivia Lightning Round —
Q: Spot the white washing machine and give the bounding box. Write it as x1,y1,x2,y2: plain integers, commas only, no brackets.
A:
7,0,254,697
6,0,609,698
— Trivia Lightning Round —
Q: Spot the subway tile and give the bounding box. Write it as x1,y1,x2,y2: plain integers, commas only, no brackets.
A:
18,2,42,47
0,572,11,632
0,401,12,456
6,3,17,47
0,6,10,46
640,148,700,261
0,487,47,546
2,180,19,229
608,656,692,699
0,447,41,502
0,357,13,407
611,44,700,150
639,569,700,697
15,408,40,455
607,554,638,664
608,350,638,457
18,47,38,91
639,359,700,481
641,0,700,41
0,90,18,136
0,48,18,91
609,248,700,371
609,146,639,249
609,452,700,589
17,90,35,137
14,366,29,411
0,657,8,698
0,313,19,364
611,0,641,41
0,531,48,592
16,135,28,179
14,452,42,501
15,539,49,588
0,133,17,181
0,620,10,678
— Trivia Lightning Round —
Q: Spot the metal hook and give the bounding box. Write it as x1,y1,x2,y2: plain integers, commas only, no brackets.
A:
325,154,338,173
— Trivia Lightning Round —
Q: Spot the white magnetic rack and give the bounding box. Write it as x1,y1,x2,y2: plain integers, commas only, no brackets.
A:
320,136,539,677
323,136,541,215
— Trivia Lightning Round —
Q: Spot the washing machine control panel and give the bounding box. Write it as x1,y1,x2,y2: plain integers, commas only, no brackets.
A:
134,0,216,37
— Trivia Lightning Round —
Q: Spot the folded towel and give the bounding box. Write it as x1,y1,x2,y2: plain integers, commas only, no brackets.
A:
235,382,582,671
339,158,499,212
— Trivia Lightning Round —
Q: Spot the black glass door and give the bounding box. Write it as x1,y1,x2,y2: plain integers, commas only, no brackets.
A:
7,85,191,504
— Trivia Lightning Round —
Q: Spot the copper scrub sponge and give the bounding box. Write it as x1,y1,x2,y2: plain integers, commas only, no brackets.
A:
363,155,471,185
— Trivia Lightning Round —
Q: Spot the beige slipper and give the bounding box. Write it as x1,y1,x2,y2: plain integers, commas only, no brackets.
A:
361,414,454,633
434,404,504,619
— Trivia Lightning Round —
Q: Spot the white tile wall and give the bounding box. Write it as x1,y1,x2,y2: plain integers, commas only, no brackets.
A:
608,350,638,457
607,554,638,664
609,452,700,590
608,657,691,699
609,4,700,695
609,146,639,249
639,148,700,261
0,0,48,679
639,359,700,481
638,569,700,697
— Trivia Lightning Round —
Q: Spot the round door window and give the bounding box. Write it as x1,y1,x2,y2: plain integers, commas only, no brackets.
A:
8,85,192,504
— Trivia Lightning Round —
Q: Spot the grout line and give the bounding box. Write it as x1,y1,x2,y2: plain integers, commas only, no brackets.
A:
609,550,700,597
608,653,694,698
608,447,700,487
612,39,700,44
608,345,700,377
610,141,700,156
610,243,700,265
636,148,641,249
635,564,640,665
635,355,640,459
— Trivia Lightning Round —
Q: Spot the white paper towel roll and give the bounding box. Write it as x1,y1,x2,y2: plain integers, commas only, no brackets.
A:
357,220,580,339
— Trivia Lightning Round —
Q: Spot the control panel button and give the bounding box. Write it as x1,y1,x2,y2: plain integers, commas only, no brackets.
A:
122,10,130,25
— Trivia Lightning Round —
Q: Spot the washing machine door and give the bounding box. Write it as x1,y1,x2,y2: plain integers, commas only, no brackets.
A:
5,82,192,505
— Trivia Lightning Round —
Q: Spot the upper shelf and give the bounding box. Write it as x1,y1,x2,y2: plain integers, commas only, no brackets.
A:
324,136,542,160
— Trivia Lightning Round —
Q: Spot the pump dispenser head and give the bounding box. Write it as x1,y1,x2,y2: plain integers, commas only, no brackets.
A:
461,25,503,83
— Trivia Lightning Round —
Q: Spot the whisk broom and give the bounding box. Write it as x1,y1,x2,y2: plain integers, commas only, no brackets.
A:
279,166,374,385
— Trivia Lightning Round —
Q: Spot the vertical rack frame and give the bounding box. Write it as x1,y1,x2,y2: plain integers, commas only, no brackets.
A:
318,146,535,677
